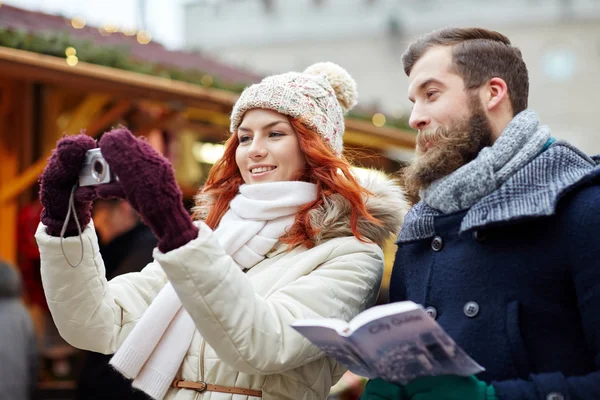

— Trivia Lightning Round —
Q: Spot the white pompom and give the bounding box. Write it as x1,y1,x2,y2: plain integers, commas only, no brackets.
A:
304,62,358,113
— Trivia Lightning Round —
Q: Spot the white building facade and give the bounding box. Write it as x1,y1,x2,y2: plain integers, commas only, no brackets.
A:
184,0,600,153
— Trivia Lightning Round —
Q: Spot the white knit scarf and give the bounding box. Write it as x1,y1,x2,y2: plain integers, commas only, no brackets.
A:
109,181,317,400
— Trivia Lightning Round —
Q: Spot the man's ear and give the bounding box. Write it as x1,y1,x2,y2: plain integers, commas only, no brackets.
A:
485,77,509,112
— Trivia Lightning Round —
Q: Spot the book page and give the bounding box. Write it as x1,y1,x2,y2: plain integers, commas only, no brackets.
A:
349,307,484,385
290,318,349,333
291,323,377,378
348,301,420,333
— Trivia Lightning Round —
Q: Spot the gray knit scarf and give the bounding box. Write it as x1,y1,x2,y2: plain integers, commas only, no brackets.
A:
421,109,550,214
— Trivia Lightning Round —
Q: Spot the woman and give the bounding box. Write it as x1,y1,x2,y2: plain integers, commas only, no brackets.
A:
36,62,407,399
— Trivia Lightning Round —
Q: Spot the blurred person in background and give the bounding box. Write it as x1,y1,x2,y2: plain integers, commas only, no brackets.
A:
362,27,600,400
0,260,38,400
17,197,45,339
75,198,157,400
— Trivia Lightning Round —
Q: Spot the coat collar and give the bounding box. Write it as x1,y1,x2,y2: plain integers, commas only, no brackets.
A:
398,142,600,244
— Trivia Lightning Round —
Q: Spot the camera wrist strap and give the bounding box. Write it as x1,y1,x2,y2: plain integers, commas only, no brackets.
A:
60,184,85,268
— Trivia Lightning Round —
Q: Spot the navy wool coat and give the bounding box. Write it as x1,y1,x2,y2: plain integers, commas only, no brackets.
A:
390,142,600,400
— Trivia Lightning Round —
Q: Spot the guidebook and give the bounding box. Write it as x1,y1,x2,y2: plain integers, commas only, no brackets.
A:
291,301,484,385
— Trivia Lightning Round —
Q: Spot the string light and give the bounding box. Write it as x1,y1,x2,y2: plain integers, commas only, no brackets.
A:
200,75,214,87
122,28,137,36
193,142,225,164
71,16,86,29
65,47,76,57
103,23,119,33
66,55,79,66
136,30,152,44
372,113,386,127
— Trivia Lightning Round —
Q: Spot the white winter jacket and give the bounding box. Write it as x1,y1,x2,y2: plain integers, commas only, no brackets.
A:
36,174,406,400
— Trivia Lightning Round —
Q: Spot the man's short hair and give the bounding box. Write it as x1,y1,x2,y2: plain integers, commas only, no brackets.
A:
402,27,529,115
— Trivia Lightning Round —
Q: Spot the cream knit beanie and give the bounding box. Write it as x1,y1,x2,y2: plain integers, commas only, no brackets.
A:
230,62,358,157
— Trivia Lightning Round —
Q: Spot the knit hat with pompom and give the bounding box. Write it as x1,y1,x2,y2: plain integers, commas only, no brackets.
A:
230,62,358,157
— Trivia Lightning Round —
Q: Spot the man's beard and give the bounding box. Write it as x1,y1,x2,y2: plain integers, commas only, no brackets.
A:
402,97,494,204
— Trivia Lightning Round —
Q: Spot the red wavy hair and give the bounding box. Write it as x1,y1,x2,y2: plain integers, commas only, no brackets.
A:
194,118,381,249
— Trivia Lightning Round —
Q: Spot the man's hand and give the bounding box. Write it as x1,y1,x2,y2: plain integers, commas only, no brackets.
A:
360,378,405,400
404,375,497,400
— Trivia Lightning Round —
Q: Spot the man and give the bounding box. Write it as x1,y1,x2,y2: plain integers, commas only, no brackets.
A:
362,28,600,400
75,198,157,400
0,260,38,400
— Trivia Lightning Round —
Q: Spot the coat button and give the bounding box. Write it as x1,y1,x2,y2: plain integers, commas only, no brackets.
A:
431,236,443,252
463,301,480,318
546,393,564,400
425,306,437,319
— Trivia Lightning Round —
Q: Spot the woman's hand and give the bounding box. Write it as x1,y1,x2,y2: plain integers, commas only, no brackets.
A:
39,134,98,237
98,127,198,252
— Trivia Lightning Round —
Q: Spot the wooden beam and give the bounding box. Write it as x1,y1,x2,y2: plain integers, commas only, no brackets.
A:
0,80,12,119
0,80,32,263
86,100,132,135
40,92,111,165
183,121,229,143
0,47,238,109
0,100,132,204
40,87,65,156
184,108,230,128
136,109,182,137
62,94,112,135
18,81,35,204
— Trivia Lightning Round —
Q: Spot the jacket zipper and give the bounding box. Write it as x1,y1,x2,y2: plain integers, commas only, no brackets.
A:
196,266,247,399
200,339,206,381
194,339,207,399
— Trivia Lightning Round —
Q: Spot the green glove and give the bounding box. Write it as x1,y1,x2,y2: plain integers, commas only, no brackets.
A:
404,375,497,400
360,378,405,400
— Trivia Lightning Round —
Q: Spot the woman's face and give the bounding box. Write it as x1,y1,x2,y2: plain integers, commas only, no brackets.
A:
235,109,307,184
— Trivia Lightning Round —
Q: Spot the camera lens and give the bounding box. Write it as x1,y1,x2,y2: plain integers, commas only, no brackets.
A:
92,160,104,181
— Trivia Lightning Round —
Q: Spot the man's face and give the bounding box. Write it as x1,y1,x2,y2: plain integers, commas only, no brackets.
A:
403,46,493,201
407,46,474,141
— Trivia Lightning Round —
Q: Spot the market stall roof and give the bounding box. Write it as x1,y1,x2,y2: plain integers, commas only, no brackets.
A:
0,45,239,110
0,4,262,84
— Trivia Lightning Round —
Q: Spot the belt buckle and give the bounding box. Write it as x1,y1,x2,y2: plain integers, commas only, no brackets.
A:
173,380,207,393
195,381,207,393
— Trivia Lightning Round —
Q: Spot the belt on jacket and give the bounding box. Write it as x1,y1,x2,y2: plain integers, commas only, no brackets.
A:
172,379,263,397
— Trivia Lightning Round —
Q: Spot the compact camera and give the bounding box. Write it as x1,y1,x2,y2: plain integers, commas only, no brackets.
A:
78,148,117,186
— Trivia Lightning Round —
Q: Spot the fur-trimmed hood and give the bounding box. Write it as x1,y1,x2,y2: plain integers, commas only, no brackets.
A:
194,171,408,246
309,170,408,245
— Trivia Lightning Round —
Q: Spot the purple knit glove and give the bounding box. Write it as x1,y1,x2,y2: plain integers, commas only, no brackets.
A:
39,134,98,237
98,127,198,252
